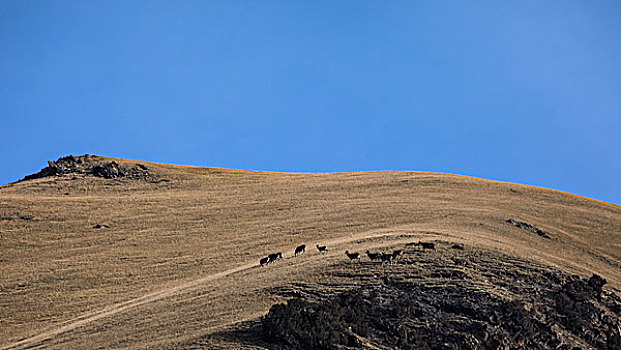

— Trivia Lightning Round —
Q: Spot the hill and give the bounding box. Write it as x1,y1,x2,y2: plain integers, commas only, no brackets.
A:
1,155,619,349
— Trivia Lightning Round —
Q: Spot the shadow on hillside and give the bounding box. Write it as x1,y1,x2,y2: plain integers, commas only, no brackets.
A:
182,244,621,350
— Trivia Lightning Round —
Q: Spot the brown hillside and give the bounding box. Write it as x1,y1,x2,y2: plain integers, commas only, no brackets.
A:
1,155,619,349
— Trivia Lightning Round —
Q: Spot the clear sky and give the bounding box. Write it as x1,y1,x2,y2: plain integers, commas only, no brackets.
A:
1,1,620,204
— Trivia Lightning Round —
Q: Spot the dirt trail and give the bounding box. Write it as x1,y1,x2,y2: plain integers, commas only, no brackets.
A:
1,228,433,350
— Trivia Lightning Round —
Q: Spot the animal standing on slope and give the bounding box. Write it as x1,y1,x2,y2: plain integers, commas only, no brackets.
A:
380,253,394,264
294,244,306,257
316,244,328,254
345,251,360,262
366,250,382,261
392,250,403,260
267,252,283,264
418,242,436,250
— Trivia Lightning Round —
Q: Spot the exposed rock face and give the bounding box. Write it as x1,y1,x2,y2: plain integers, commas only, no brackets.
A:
506,218,552,239
92,161,122,179
262,257,620,350
21,155,165,183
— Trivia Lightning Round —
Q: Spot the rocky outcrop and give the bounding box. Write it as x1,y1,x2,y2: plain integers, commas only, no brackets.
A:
21,155,165,183
506,218,552,239
262,255,620,350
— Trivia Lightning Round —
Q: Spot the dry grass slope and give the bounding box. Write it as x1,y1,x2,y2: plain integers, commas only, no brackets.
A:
0,155,619,349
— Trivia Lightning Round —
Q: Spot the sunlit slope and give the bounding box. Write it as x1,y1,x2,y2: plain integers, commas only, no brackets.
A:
1,156,619,349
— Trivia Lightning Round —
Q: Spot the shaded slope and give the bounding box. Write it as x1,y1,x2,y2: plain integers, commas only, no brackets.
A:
259,248,620,350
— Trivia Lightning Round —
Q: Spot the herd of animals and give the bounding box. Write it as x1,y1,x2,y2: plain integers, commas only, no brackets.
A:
259,241,463,267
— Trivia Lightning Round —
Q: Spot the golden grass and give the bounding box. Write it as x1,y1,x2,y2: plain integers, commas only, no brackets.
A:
0,157,619,349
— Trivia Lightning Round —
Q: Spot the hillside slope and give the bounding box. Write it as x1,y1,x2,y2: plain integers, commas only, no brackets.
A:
0,155,619,349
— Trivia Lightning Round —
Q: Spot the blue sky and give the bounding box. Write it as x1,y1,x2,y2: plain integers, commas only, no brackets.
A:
1,1,620,204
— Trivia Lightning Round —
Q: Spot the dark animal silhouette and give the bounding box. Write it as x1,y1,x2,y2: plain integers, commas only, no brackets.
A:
392,250,403,260
380,253,394,264
345,251,360,262
451,243,464,250
316,244,327,254
294,244,306,257
268,252,283,264
366,250,381,261
419,242,436,250
260,257,270,267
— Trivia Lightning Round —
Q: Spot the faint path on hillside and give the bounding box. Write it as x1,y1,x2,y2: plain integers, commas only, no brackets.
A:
1,228,439,350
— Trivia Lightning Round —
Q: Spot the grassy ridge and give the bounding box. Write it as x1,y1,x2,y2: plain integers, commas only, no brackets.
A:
1,155,619,349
